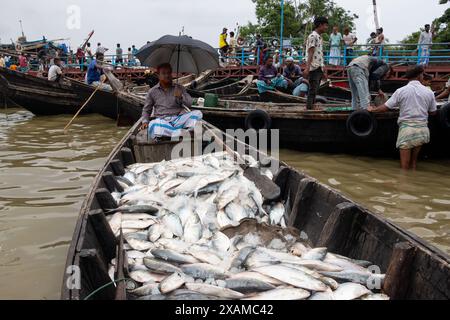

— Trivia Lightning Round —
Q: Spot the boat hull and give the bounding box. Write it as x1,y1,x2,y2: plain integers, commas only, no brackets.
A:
192,105,450,158
0,67,135,120
61,121,450,300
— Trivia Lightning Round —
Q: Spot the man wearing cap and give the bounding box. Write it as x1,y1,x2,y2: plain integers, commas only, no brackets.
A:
368,66,437,170
283,57,309,95
219,28,229,62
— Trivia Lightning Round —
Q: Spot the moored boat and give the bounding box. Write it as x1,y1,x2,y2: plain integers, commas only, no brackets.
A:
0,66,138,120
61,120,450,300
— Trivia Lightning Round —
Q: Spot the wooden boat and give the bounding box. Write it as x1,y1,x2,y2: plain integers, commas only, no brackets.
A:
61,120,450,300
0,66,136,120
189,100,450,157
114,90,450,158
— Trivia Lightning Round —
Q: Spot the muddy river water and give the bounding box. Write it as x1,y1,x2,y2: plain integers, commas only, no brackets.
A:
0,108,448,299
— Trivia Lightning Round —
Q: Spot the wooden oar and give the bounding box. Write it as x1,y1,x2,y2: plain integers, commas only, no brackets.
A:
63,78,106,132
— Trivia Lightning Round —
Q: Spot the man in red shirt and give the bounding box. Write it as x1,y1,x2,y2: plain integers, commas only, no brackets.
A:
18,53,28,72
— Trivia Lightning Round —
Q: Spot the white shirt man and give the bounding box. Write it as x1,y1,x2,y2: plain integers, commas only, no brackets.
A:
343,32,357,49
48,63,63,81
368,67,437,170
385,80,437,125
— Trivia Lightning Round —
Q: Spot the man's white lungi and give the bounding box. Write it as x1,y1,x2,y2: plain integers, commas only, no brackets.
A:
148,111,203,139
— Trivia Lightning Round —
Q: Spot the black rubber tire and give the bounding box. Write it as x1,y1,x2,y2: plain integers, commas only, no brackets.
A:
346,110,378,138
439,102,450,130
245,109,272,131
271,39,280,47
237,37,245,46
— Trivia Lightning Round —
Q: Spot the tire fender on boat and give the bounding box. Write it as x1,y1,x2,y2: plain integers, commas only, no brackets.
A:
245,109,272,131
237,37,245,46
439,102,450,130
346,110,378,138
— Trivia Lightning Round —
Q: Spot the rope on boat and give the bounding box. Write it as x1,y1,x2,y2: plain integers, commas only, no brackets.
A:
83,277,129,300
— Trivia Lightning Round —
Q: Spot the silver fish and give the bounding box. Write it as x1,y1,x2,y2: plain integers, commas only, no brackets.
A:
148,224,163,243
160,272,186,294
231,246,256,269
110,205,159,215
217,210,234,229
188,247,223,265
181,263,230,280
107,212,122,237
129,270,166,283
125,235,155,251
332,283,371,300
320,270,385,286
129,282,161,297
162,214,183,238
151,249,199,265
183,214,203,243
225,202,248,223
122,220,156,230
215,180,241,210
269,203,285,225
244,288,311,301
254,265,329,292
303,248,328,261
185,283,244,299
324,253,370,273
143,257,182,274
168,290,219,301
289,242,310,257
228,272,283,286
203,155,221,169
157,239,190,253
211,232,231,253
225,278,276,294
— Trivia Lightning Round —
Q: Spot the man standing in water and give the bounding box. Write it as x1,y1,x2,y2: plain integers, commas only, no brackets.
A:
141,63,202,141
368,66,437,170
304,17,328,110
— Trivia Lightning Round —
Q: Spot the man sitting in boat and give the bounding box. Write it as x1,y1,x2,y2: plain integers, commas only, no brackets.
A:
47,58,63,82
86,52,113,91
257,56,288,96
436,77,450,102
141,63,203,141
283,57,309,97
368,66,437,170
347,54,392,110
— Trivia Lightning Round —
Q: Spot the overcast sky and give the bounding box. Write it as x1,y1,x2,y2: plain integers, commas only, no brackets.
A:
0,0,447,51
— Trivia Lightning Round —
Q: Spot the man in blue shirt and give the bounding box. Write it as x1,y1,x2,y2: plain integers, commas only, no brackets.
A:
86,52,112,91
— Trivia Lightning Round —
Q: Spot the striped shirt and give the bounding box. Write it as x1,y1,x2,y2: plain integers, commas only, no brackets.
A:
142,83,193,123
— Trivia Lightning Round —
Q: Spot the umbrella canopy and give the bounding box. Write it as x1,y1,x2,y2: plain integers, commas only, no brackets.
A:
135,35,220,75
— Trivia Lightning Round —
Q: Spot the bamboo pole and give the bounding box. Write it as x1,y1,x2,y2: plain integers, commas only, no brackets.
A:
63,78,106,132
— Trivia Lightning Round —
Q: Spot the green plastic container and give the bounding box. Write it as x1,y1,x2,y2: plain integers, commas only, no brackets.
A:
204,93,219,108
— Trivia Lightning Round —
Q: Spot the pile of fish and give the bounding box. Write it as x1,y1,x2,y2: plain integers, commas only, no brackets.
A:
107,152,389,300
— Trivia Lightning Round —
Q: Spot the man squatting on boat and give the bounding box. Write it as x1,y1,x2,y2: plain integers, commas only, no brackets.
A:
141,63,203,140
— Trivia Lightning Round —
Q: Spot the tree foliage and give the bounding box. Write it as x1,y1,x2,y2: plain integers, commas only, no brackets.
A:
402,1,450,44
239,0,358,41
